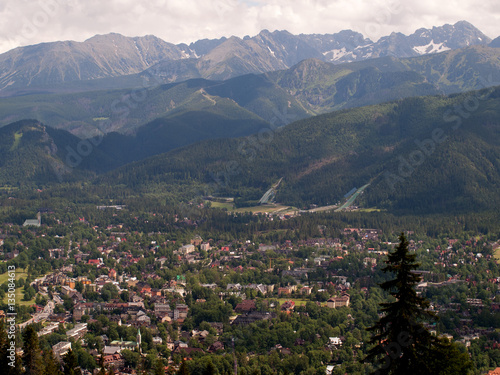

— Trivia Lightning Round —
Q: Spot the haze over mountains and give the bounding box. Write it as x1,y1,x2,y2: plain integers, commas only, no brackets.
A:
0,20,492,93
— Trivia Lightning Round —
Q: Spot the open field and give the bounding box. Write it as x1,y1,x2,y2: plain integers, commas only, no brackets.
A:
273,298,311,307
493,242,500,261
307,205,338,213
357,207,385,212
10,131,22,151
0,268,37,306
234,204,299,214
206,201,235,210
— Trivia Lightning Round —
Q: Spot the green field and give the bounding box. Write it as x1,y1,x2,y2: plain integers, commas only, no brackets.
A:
273,298,310,307
357,207,385,212
206,201,235,210
234,204,298,214
0,268,37,306
10,131,22,151
494,244,500,261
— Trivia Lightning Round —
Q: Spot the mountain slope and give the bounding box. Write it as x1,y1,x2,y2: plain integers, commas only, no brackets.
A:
3,44,500,137
0,120,104,186
0,21,491,93
0,33,192,91
93,98,272,171
99,86,500,214
296,20,490,64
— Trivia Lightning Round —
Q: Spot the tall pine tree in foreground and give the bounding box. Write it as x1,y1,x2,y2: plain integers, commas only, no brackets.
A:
365,233,471,374
63,349,82,375
22,325,44,375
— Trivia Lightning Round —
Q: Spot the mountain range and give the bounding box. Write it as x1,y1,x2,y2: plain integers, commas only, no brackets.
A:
3,84,500,215
0,21,492,94
1,21,500,216
2,43,500,140
96,86,500,214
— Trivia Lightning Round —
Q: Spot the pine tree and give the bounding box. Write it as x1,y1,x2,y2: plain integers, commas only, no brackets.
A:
177,360,189,375
0,319,9,370
22,324,44,375
203,359,217,375
154,359,165,375
43,350,62,375
365,233,437,374
1,319,23,375
62,349,82,375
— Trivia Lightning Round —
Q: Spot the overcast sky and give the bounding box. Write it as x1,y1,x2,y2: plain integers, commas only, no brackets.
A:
1,0,499,54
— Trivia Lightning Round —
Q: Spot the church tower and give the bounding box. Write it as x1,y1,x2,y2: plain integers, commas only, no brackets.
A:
137,328,142,351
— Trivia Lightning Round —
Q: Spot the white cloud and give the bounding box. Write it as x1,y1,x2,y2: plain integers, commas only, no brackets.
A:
0,0,497,54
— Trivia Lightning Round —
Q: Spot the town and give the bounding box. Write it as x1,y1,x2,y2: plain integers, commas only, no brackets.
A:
1,205,500,374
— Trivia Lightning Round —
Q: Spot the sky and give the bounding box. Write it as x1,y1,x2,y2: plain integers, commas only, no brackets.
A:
0,0,499,54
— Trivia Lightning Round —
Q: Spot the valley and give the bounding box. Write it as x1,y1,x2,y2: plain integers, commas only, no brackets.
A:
1,18,500,375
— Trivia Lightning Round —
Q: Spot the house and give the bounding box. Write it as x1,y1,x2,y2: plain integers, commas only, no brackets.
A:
102,354,124,369
173,347,204,356
103,346,123,355
235,300,256,313
209,322,224,335
300,286,312,295
154,303,172,317
108,269,117,280
52,341,71,359
326,294,350,309
23,212,41,227
278,286,295,295
326,365,335,375
245,284,268,295
136,310,151,325
329,337,342,346
88,258,103,266
281,300,295,312
175,304,189,319
191,236,203,246
363,257,377,267
208,341,224,353
179,244,195,254
232,312,276,326
66,323,88,340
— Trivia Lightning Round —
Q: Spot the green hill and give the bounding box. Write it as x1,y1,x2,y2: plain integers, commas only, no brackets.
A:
99,86,500,214
0,120,103,186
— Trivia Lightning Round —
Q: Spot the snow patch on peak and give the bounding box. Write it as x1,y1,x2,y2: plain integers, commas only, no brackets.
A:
323,47,348,61
413,40,450,55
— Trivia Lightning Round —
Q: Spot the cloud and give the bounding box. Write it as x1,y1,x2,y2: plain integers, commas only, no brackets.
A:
0,0,497,54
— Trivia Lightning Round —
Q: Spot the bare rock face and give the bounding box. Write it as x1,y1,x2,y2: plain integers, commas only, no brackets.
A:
0,21,491,91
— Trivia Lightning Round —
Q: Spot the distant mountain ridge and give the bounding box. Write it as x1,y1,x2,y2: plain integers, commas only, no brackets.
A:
0,21,491,93
3,43,500,138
